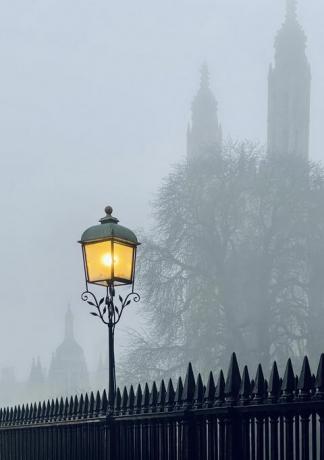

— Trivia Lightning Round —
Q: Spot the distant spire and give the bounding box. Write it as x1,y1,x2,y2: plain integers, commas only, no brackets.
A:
65,305,74,340
200,62,210,90
286,0,297,20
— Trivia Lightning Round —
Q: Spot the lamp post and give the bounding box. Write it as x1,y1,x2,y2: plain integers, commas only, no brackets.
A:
79,206,140,410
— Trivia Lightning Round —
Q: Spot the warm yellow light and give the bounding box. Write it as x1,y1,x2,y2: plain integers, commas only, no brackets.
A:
84,240,135,285
102,253,120,267
102,253,112,267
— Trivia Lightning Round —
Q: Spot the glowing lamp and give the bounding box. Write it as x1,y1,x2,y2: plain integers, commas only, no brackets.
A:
79,206,139,287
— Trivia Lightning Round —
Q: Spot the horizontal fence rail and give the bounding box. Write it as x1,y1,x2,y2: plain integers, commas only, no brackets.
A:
2,353,324,459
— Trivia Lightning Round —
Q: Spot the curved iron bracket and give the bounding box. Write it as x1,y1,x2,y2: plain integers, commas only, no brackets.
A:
81,287,140,329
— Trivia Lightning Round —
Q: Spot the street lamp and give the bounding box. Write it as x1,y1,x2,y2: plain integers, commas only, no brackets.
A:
79,205,140,410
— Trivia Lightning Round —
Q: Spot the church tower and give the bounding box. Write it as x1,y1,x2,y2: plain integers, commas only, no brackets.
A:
267,0,311,159
48,307,89,397
187,64,222,161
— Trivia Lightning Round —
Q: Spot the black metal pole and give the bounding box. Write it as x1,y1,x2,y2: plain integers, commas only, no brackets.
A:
108,322,115,410
107,286,116,411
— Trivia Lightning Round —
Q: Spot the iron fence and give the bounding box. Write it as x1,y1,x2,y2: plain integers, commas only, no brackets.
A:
1,352,324,459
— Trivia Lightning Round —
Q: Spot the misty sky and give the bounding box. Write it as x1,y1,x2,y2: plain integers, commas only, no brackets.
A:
0,0,323,381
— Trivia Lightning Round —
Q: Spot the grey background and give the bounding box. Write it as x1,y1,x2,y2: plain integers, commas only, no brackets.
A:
0,0,322,380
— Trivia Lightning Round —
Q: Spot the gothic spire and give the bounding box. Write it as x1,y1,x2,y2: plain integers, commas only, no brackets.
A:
200,62,210,90
65,305,74,340
267,0,310,159
187,64,222,161
286,0,297,21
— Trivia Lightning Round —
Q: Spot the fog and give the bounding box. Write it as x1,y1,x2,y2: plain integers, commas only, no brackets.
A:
0,0,323,401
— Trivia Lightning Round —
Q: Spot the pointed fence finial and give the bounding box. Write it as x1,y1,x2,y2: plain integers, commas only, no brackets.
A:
135,384,142,413
204,371,216,407
268,361,281,401
89,392,95,417
315,354,324,399
253,364,265,403
239,366,251,404
215,370,225,404
182,363,196,408
166,378,175,411
127,386,135,414
100,389,108,415
157,380,166,411
194,373,204,408
114,388,121,413
298,356,313,399
281,358,295,401
225,353,241,403
121,387,128,414
175,377,184,409
142,383,150,413
149,382,158,412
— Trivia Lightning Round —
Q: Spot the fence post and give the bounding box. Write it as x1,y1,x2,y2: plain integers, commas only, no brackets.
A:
180,413,195,460
224,409,242,460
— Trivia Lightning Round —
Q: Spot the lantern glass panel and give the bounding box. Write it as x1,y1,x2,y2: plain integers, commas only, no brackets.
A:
84,240,113,283
113,242,134,282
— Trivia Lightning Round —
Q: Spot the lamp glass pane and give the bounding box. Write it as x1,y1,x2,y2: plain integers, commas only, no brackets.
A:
113,242,134,282
84,241,112,283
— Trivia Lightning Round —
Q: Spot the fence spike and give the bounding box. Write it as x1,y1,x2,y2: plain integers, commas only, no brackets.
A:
142,383,150,413
121,386,128,414
34,402,38,421
9,407,13,424
40,401,46,421
37,402,42,421
30,403,35,422
253,364,265,403
0,408,3,424
315,353,324,398
94,391,101,416
150,381,158,412
13,406,18,424
175,377,183,409
135,384,142,413
63,397,69,419
127,385,135,414
239,365,251,404
73,395,79,418
182,362,195,408
204,371,216,407
194,373,204,408
89,392,95,416
281,358,295,401
28,404,33,423
225,353,241,403
100,389,108,415
4,407,8,424
215,370,225,404
114,387,121,413
16,406,21,422
166,378,175,410
83,393,89,417
25,404,30,422
157,380,166,411
59,397,64,418
77,394,84,418
298,356,312,399
268,361,280,401
67,396,74,419
45,401,50,420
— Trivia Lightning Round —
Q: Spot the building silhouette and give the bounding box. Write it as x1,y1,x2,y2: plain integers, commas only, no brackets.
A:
48,307,89,398
187,63,222,161
267,0,311,159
